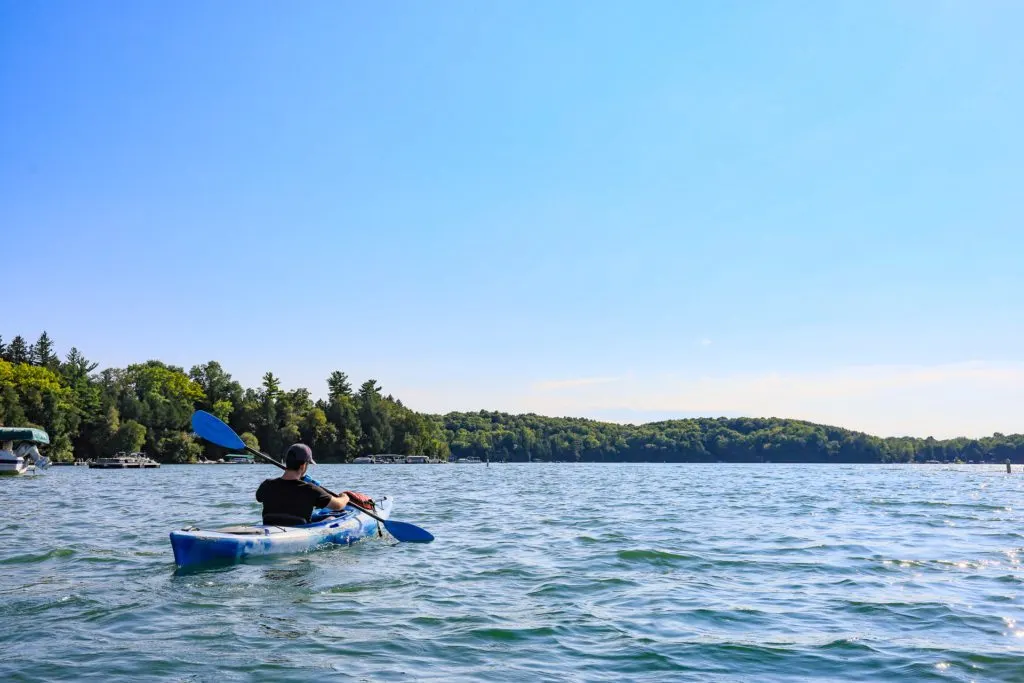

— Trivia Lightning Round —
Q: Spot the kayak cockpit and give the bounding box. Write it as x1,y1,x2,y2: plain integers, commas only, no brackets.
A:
199,507,363,536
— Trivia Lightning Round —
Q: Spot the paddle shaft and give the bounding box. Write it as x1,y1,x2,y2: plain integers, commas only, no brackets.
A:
244,446,390,525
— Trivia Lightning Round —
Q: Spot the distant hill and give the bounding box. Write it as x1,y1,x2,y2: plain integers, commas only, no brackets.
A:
437,411,1024,464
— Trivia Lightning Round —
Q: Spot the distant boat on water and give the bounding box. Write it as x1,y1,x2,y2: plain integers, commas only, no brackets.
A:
351,454,444,464
89,452,160,469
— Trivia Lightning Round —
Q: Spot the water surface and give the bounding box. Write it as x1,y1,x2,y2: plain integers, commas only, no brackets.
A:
1,463,1022,681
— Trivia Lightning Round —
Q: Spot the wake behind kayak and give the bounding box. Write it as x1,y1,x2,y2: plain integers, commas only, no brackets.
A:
170,496,393,568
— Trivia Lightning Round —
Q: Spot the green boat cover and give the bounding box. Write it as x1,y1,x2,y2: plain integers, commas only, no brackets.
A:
0,427,50,444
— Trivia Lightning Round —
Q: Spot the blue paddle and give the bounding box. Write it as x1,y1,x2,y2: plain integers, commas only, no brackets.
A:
190,410,434,543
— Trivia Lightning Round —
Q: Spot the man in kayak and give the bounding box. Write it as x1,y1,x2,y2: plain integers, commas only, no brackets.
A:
256,444,350,525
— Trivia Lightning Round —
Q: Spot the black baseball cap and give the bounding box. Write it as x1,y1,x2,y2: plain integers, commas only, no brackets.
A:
285,443,316,467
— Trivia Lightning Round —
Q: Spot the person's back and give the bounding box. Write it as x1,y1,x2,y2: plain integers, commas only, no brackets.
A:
255,443,349,525
256,477,333,525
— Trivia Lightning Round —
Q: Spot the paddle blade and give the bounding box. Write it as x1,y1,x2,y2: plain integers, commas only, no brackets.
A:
191,410,245,451
383,519,434,543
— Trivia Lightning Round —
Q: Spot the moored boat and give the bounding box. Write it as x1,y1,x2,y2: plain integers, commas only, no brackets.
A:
0,427,51,475
353,454,444,464
169,496,393,568
89,451,160,469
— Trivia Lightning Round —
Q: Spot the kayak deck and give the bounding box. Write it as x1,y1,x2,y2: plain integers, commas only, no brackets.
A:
170,496,392,568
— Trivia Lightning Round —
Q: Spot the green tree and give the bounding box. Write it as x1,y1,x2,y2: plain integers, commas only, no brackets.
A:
31,331,58,369
119,361,204,458
0,359,77,459
321,371,361,461
212,399,233,423
357,379,392,456
256,372,282,456
110,419,146,454
190,361,243,416
324,395,360,461
7,336,29,365
300,406,334,451
327,371,352,398
61,347,99,382
262,372,281,397
91,405,121,456
157,432,202,463
240,432,260,451
61,348,102,460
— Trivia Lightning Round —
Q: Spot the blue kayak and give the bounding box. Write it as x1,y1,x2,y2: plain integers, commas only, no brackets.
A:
169,496,393,568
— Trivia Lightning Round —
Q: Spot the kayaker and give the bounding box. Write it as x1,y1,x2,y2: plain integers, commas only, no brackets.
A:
256,444,350,525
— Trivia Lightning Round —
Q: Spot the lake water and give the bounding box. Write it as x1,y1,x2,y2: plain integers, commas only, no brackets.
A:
1,463,1022,681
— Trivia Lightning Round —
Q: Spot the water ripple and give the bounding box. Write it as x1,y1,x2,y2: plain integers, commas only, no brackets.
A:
1,463,1023,680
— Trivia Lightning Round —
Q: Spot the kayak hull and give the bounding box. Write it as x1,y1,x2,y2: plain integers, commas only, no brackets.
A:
169,496,392,568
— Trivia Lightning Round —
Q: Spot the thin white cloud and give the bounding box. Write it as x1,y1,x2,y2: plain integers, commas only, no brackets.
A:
698,338,712,347
517,361,1024,438
389,361,1024,438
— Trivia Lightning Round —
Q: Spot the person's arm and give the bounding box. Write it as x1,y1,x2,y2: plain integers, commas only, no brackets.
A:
325,492,350,511
310,484,349,511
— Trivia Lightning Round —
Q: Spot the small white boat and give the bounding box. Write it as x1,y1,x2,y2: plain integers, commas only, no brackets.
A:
0,427,51,476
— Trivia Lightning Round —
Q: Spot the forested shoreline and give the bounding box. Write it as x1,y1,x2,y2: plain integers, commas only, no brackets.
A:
2,332,1022,464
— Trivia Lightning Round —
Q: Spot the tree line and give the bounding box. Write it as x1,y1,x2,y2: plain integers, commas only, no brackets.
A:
440,412,1024,463
2,331,1022,464
0,332,448,463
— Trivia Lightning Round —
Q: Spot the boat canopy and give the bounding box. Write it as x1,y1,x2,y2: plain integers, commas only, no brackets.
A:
0,427,50,444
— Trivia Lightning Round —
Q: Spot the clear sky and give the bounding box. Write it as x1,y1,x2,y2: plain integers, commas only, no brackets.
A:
2,1,1022,439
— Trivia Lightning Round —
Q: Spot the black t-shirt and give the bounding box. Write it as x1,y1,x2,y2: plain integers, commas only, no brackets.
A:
256,478,333,524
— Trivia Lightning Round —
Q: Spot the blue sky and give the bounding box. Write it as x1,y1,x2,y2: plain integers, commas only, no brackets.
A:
2,1,1022,438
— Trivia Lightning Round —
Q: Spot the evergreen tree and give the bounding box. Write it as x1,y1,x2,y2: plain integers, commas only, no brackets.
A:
7,336,29,364
257,372,282,456
327,371,352,398
357,379,392,456
31,331,57,369
262,372,281,397
62,347,99,382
